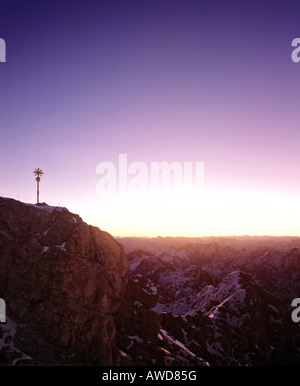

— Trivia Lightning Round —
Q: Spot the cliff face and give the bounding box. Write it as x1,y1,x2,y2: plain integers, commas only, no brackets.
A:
0,197,129,365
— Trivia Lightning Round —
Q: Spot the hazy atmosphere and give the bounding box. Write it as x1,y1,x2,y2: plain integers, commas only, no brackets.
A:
1,0,300,236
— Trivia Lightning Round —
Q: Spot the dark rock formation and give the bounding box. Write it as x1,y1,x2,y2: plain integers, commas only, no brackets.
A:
115,274,162,365
115,274,208,366
118,237,300,366
161,271,298,366
0,197,129,365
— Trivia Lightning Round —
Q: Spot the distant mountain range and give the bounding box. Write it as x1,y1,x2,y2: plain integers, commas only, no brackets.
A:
116,236,300,365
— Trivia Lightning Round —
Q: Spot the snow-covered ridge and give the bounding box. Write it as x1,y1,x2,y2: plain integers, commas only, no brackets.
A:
117,236,300,366
25,202,68,213
122,236,300,307
0,317,31,365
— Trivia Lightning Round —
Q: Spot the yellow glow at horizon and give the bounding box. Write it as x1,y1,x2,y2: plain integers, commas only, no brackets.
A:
70,186,300,237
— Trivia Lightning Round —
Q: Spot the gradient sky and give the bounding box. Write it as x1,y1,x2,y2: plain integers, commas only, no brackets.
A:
1,0,300,236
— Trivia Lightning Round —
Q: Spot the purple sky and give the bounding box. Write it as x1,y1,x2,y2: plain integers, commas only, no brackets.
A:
1,0,300,236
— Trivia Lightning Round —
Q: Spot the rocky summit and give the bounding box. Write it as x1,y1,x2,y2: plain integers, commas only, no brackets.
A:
0,197,129,365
